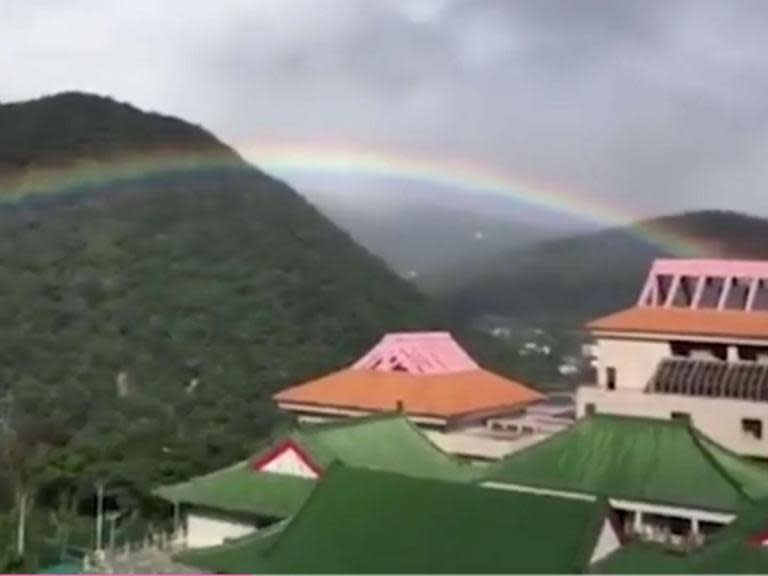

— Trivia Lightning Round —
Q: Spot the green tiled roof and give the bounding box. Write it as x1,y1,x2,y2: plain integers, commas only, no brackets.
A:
590,542,692,574
155,414,474,519
178,465,609,574
154,461,315,520
593,500,768,574
283,413,475,480
483,414,768,512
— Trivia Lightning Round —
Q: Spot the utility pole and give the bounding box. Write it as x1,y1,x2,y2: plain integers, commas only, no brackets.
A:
95,483,105,553
106,511,121,553
16,490,26,557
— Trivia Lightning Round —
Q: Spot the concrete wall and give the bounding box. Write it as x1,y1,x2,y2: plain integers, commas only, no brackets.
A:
593,338,670,391
185,512,256,549
590,519,622,564
577,387,768,457
425,429,550,461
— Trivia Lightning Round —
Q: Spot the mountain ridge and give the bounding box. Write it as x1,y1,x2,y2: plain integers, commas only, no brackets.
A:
437,210,768,329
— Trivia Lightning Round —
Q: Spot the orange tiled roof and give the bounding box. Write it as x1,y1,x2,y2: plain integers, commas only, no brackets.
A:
588,307,768,339
273,368,543,420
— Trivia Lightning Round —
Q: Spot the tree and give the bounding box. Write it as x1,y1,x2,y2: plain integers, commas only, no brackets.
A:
0,417,67,560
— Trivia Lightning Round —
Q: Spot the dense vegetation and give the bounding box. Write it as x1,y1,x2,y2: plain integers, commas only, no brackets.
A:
439,211,768,330
0,92,443,569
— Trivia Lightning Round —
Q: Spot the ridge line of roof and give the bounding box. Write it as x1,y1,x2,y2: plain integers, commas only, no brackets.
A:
576,497,614,571
488,479,741,514
394,411,474,470
152,458,250,495
258,461,350,563
688,426,760,504
285,414,411,469
484,414,689,480
482,418,588,480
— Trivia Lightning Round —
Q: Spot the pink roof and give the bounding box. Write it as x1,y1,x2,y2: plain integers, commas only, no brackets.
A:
638,258,768,311
352,332,479,374
646,259,768,279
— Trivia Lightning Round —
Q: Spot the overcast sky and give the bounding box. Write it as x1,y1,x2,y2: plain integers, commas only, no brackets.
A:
3,0,768,223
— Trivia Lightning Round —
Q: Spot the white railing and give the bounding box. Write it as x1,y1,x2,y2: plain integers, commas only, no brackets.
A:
83,527,188,573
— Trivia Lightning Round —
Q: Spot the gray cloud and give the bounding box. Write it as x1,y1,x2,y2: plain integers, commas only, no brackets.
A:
2,0,768,222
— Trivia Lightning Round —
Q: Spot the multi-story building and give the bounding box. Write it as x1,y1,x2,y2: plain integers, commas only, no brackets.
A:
577,259,768,457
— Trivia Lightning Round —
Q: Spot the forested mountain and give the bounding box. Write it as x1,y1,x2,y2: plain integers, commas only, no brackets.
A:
0,92,442,566
439,211,768,329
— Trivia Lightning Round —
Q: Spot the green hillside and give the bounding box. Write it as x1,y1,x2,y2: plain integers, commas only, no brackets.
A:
0,93,439,543
439,211,768,329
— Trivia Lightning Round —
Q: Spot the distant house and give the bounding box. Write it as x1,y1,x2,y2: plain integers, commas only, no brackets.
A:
177,466,621,574
154,414,473,549
490,326,512,339
483,414,768,544
593,500,768,574
273,331,556,460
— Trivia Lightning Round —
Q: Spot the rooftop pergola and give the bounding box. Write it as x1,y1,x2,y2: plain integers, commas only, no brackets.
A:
638,259,768,312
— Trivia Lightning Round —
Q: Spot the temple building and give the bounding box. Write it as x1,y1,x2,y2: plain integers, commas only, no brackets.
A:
483,414,768,545
577,259,768,457
274,331,572,460
177,466,621,574
154,414,473,549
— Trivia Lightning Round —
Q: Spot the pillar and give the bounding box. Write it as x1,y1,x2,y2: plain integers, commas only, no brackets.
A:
664,276,681,308
718,277,734,310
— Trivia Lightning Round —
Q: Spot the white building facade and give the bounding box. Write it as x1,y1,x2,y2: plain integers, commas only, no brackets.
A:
577,259,768,457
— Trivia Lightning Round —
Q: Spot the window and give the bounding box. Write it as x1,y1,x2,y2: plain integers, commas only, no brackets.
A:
668,516,692,536
699,277,725,309
754,279,768,311
671,340,727,360
671,276,697,308
739,346,768,362
698,521,725,537
585,403,596,416
725,278,751,310
606,367,617,390
742,419,763,440
655,274,673,305
671,412,690,423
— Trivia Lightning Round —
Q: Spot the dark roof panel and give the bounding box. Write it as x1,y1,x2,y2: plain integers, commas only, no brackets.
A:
648,358,768,401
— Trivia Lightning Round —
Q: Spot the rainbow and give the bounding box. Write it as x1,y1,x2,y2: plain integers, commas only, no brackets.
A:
243,140,708,257
0,140,708,256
